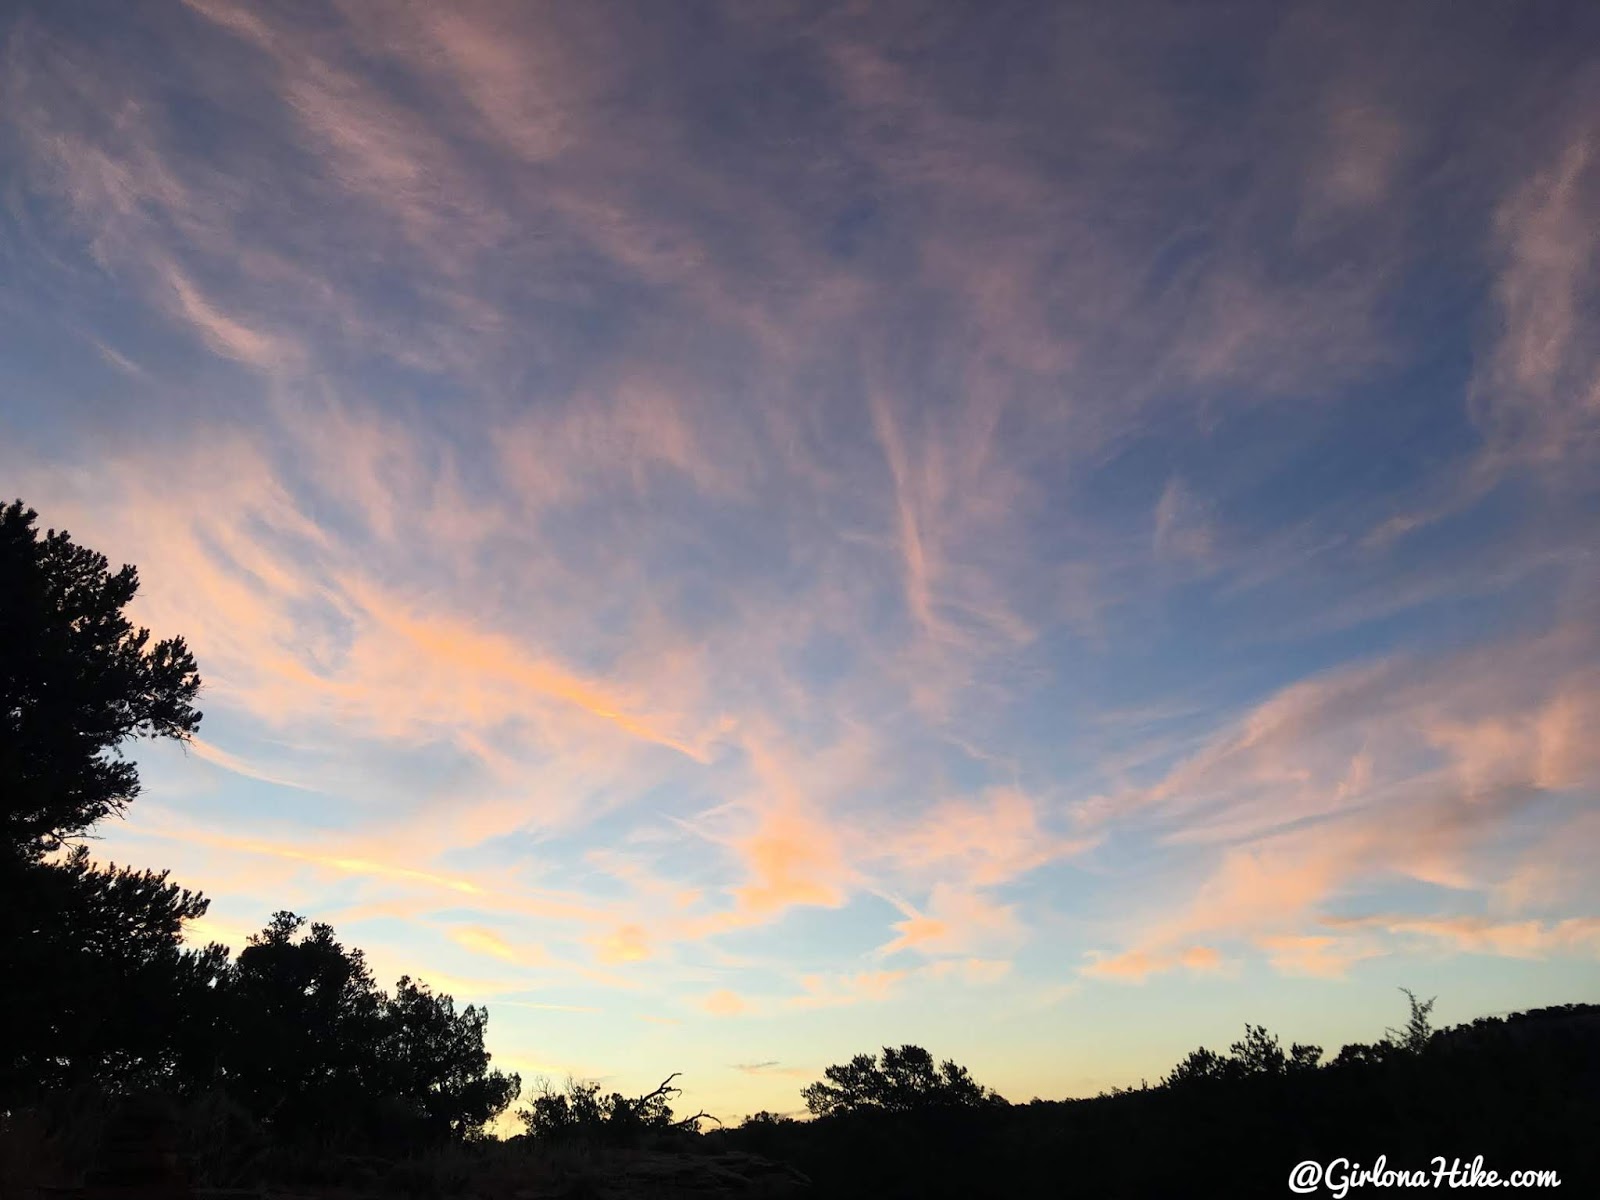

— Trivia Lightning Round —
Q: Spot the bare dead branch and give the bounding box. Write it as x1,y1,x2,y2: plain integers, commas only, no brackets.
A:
674,1109,722,1129
636,1072,684,1106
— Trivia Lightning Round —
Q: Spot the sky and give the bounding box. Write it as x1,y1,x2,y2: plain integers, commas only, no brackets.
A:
2,0,1598,1123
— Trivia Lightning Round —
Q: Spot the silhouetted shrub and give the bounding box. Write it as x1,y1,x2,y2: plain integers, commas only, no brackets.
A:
518,1072,715,1148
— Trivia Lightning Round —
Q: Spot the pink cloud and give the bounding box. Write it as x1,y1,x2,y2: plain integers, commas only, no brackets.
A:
1079,624,1600,979
1474,130,1600,469
787,970,908,1010
883,786,1091,888
163,261,288,367
1332,915,1600,960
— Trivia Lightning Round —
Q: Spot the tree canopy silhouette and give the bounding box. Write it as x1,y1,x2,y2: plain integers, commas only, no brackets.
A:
1163,1023,1323,1086
801,1045,1002,1117
1,499,215,1110
219,912,388,1134
1,499,201,863
2,844,229,1101
215,912,521,1145
378,976,523,1140
716,999,1599,1199
0,500,518,1150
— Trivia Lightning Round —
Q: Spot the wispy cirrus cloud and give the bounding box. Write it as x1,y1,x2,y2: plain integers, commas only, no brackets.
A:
4,0,1598,1120
1474,125,1600,471
1073,619,1600,984
1326,915,1600,961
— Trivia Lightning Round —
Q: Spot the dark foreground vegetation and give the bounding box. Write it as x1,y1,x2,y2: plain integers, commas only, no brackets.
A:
714,1002,1600,1198
4,497,1597,1198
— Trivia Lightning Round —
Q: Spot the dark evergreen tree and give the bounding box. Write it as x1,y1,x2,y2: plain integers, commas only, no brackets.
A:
1,501,520,1155
1,500,212,1112
377,975,521,1141
218,913,386,1141
220,914,521,1147
1,500,202,863
1,847,229,1103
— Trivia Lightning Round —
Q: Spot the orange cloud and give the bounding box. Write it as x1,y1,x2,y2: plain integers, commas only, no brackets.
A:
592,924,651,965
1082,945,1222,984
700,989,750,1017
731,805,848,917
450,925,538,965
136,822,489,896
1178,945,1222,971
707,735,857,926
126,809,618,935
1256,934,1380,979
879,885,1020,958
336,577,714,762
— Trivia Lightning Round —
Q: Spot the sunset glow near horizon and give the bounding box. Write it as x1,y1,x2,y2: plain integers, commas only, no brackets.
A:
3,1,1598,1123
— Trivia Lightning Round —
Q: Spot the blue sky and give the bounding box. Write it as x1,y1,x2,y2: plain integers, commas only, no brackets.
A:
2,0,1598,1120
